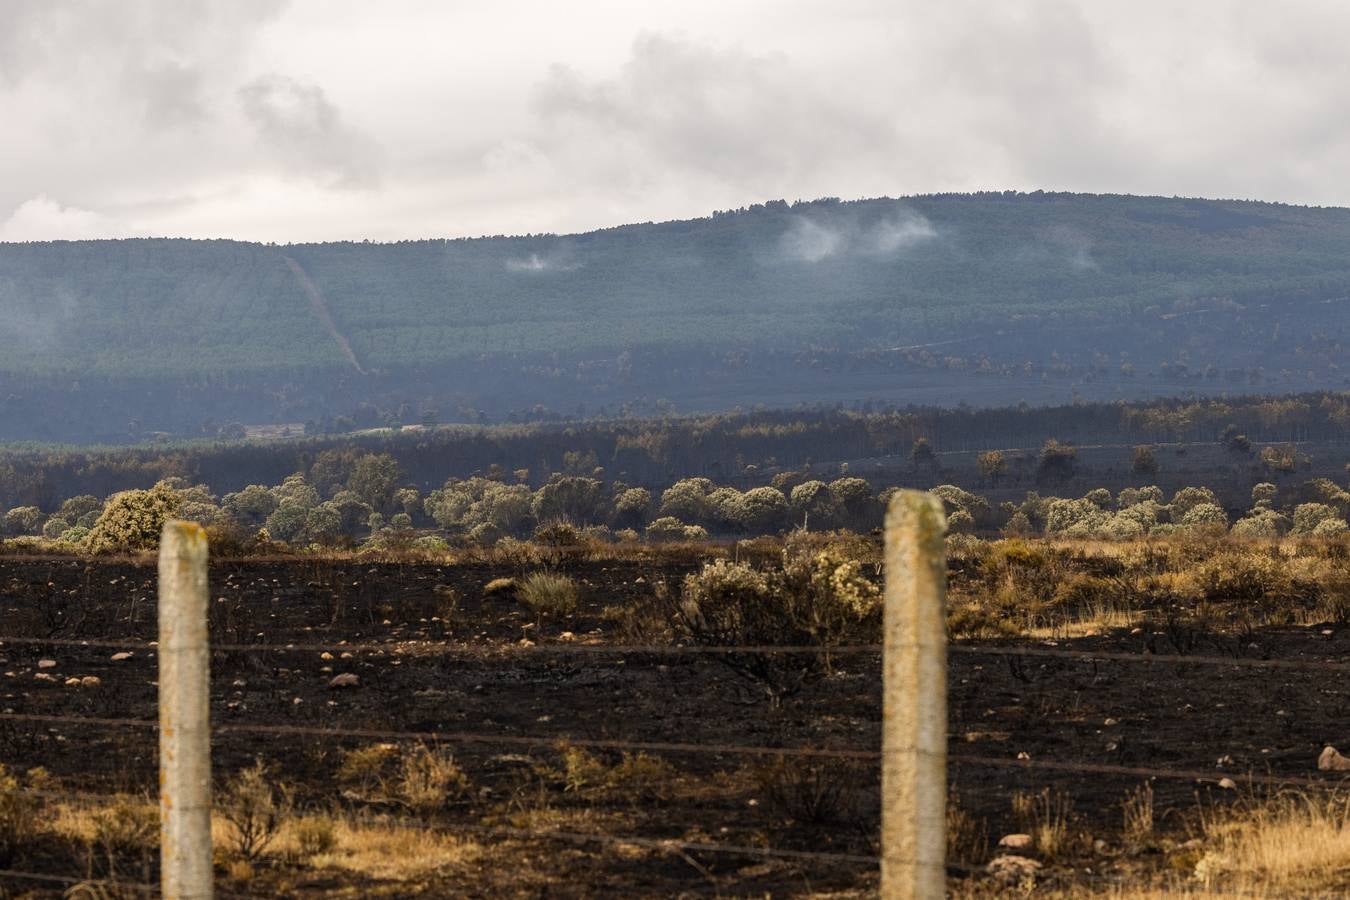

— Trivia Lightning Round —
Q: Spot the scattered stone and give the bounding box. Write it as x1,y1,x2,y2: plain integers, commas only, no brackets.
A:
1103,718,1119,726
34,673,55,682
80,676,100,688
110,652,133,662
518,639,535,648
320,652,334,660
558,631,576,642
987,854,1041,885
1319,745,1350,772
64,677,81,687
37,659,56,669
328,673,359,689
1016,751,1031,760
998,833,1033,852
1217,777,1237,790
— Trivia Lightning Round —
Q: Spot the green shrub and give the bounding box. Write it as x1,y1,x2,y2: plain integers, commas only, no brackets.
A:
519,571,579,619
85,481,181,554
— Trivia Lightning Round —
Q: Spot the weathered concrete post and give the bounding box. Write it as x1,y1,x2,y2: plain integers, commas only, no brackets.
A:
881,491,947,899
159,521,213,899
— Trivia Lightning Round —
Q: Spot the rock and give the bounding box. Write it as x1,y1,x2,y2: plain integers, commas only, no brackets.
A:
110,652,133,662
328,673,359,689
320,652,334,660
1319,745,1350,772
987,854,1041,885
64,677,81,687
998,833,1033,852
34,672,55,682
80,676,101,688
558,631,576,642
37,659,56,669
1217,777,1237,790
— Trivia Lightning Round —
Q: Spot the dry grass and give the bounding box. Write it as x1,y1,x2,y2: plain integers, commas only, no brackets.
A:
1195,790,1350,894
302,818,481,880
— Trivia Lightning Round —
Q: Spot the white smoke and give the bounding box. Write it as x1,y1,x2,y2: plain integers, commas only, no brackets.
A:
778,208,936,263
505,251,580,272
779,217,844,262
868,211,937,254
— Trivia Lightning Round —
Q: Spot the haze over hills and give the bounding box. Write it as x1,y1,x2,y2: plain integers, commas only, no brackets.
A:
3,191,1350,442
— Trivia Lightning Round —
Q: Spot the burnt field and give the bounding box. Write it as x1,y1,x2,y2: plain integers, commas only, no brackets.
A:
0,552,1349,897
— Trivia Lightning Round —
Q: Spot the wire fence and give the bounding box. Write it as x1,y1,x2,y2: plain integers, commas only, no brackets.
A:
3,526,1348,895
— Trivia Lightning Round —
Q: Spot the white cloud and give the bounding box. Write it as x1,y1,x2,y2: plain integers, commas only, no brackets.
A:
2,1,1350,242
0,195,126,241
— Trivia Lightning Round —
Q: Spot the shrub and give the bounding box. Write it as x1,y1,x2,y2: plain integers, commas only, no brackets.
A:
0,764,39,866
86,795,158,883
533,520,584,547
1044,497,1110,536
612,487,653,527
518,572,579,620
337,743,398,795
221,759,291,862
292,815,338,859
755,758,865,827
1169,486,1220,521
670,545,879,703
483,577,517,598
2,507,43,537
41,516,70,539
85,481,181,554
397,745,470,815
1181,502,1229,531
646,516,701,542
1232,509,1289,538
1293,503,1343,535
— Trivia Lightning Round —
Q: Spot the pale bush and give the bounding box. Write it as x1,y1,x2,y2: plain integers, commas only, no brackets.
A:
85,481,181,554
519,571,579,619
397,745,470,815
1294,503,1342,535
221,759,291,862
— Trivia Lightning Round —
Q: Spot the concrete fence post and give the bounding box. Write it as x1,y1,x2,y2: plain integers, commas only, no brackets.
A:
159,521,214,899
881,491,948,900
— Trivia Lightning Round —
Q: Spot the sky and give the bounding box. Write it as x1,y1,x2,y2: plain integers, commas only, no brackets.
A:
2,0,1349,243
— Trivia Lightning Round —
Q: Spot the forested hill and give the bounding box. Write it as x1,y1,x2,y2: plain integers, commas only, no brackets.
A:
4,192,1350,441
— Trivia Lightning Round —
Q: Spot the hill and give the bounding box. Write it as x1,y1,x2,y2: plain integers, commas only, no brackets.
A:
4,192,1350,441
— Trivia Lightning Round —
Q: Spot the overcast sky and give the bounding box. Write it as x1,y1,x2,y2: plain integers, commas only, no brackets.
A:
2,0,1348,243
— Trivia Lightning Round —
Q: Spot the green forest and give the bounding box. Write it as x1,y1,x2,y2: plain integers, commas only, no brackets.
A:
4,192,1350,440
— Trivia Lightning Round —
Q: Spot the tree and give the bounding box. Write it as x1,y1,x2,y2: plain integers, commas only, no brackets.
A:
789,480,839,530
1037,439,1077,483
658,478,713,524
1131,445,1158,478
86,482,181,553
612,487,653,528
740,486,790,534
346,453,403,514
977,450,1007,486
910,437,936,470
222,485,278,528
531,476,606,525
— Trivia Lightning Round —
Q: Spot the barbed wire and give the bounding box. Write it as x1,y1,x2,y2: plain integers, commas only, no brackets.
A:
3,710,1345,791
949,642,1350,673
0,711,880,761
9,633,1350,675
0,635,883,656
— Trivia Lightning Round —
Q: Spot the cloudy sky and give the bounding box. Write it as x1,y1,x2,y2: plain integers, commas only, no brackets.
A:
2,0,1348,243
